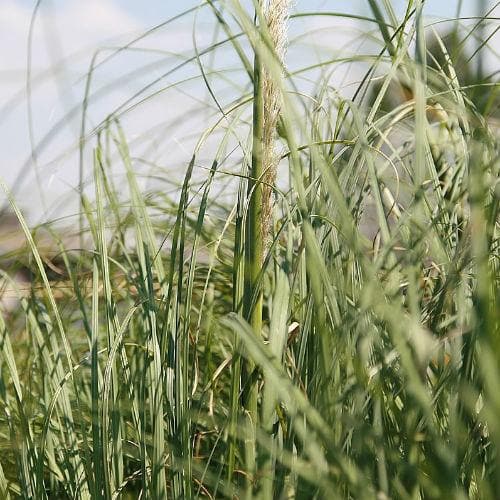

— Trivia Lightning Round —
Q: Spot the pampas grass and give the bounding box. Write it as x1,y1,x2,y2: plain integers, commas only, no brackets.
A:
0,1,499,498
240,1,291,493
261,0,291,246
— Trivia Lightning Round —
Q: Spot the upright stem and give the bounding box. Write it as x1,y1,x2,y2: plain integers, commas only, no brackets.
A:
245,16,265,326
238,0,290,493
246,19,265,347
242,3,265,491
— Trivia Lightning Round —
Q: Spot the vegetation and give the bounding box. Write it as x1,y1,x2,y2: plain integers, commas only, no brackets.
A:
0,0,499,498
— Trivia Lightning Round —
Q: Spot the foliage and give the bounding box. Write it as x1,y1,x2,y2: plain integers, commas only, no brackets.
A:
0,1,499,498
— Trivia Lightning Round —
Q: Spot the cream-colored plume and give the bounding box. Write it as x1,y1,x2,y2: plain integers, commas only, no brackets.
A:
261,0,291,246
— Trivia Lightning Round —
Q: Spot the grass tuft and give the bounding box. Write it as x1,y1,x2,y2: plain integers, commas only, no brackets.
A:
0,1,499,498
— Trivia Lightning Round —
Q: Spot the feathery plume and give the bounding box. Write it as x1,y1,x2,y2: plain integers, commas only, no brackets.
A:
261,0,291,246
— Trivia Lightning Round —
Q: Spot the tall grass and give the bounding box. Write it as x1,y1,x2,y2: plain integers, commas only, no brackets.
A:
1,0,499,498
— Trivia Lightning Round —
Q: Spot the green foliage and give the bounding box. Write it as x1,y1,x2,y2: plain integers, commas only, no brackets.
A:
0,1,499,498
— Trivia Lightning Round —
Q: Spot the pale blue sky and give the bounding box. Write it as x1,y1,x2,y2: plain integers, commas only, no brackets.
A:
0,0,496,220
95,0,483,23
10,0,487,23
98,0,481,22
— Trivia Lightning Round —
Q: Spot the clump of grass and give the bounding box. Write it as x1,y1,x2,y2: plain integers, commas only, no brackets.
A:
1,1,500,499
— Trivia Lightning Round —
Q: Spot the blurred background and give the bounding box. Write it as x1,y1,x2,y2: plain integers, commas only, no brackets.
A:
0,0,497,223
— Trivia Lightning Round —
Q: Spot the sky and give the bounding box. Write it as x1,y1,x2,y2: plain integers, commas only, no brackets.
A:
0,0,495,222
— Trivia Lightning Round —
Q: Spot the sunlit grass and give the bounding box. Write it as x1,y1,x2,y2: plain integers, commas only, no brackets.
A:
1,1,499,498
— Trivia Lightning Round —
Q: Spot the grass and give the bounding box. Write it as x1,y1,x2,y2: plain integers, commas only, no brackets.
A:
1,0,500,498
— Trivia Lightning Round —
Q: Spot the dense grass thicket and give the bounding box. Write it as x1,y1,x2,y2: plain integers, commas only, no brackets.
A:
1,0,499,498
